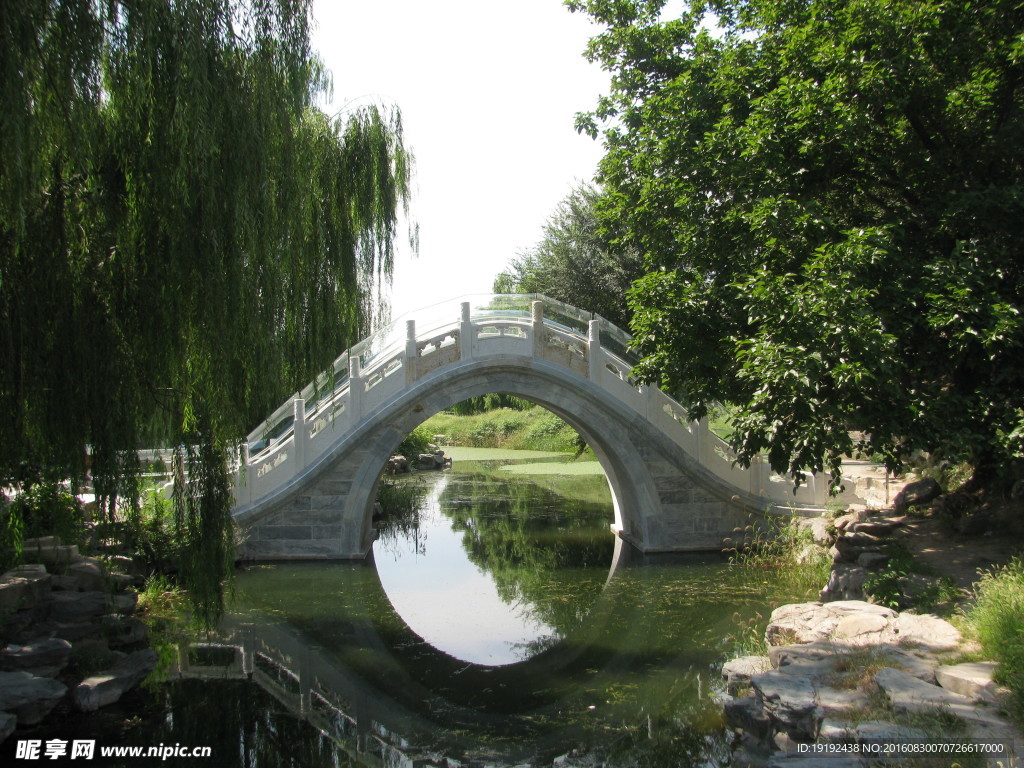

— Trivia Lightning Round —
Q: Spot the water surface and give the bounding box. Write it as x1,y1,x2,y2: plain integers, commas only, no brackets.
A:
79,449,808,767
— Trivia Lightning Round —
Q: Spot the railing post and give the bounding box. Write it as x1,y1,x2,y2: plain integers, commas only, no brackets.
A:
749,454,767,497
348,356,363,425
292,398,306,469
237,442,252,506
405,319,418,385
694,417,708,467
531,300,544,357
459,302,474,360
587,319,602,382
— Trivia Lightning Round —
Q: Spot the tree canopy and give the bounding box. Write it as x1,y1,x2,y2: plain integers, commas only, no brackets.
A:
570,0,1024,486
493,184,643,330
1,0,412,619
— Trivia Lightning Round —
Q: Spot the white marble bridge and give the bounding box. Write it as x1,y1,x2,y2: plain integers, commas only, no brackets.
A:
231,294,870,559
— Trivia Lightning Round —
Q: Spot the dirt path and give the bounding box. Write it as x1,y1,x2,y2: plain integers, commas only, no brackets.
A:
891,511,1024,592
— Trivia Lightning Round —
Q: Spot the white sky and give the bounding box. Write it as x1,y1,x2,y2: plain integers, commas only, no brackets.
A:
310,0,610,320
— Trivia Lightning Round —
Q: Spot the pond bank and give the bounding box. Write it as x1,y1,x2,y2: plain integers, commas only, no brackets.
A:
721,505,1024,767
0,539,155,743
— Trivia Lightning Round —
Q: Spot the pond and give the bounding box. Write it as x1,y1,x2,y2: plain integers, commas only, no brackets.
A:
63,449,808,767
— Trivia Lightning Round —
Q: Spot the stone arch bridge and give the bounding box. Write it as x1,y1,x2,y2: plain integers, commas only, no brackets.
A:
231,295,868,559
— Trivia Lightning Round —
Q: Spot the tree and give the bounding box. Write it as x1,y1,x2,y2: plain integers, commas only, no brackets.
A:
493,184,643,330
569,0,1024,488
0,0,412,621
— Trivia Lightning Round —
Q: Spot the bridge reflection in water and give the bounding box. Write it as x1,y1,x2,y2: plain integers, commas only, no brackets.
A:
166,539,743,767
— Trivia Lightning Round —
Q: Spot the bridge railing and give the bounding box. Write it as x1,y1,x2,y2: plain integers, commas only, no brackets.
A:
233,295,839,510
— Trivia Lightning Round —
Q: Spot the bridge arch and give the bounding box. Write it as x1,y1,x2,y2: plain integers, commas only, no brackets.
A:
232,295,864,560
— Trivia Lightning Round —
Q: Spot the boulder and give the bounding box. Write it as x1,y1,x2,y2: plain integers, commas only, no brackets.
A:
0,670,67,725
820,565,868,602
724,694,774,740
893,612,961,651
751,671,821,741
893,477,941,514
722,655,772,695
0,638,73,677
0,711,15,744
66,558,107,591
765,601,898,647
856,552,889,570
105,616,148,647
796,517,835,547
47,590,108,622
935,662,1000,703
818,718,927,745
874,667,1000,728
848,520,899,536
815,685,871,717
72,649,158,712
0,564,51,613
767,758,866,768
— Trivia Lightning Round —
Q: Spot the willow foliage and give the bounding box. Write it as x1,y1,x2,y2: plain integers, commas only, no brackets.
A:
1,0,413,619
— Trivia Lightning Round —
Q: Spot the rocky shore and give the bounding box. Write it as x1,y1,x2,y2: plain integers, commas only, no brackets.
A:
721,492,1023,767
0,538,157,743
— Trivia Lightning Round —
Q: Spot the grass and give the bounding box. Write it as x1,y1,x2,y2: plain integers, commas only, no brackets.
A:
421,405,587,454
962,556,1024,724
729,515,832,596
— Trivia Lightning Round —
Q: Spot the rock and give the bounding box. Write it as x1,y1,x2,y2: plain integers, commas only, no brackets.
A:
0,638,73,677
722,655,772,695
815,685,871,717
21,543,80,567
66,558,107,591
847,520,899,536
724,694,774,739
819,718,927,745
48,590,108,622
0,564,51,613
111,591,138,614
765,601,897,647
105,616,148,647
0,670,67,725
893,477,941,513
0,711,15,744
856,552,889,570
767,756,867,767
72,649,158,712
751,671,821,741
832,612,889,640
769,640,839,668
936,662,1000,703
820,565,868,602
874,666,1002,728
796,517,835,547
893,612,961,651
837,531,882,547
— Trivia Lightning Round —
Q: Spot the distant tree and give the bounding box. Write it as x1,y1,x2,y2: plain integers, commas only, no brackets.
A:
494,184,643,330
570,0,1024,488
0,0,412,621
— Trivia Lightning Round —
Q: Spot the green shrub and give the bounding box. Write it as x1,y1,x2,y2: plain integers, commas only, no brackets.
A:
7,480,84,550
395,425,434,457
964,557,1024,721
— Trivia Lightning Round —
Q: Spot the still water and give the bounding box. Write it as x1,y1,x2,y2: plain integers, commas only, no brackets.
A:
83,450,806,767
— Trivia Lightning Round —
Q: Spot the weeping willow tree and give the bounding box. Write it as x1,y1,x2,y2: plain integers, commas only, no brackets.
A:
0,0,413,623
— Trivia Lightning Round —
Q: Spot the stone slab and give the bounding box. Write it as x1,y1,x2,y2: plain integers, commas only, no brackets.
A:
722,656,772,695
0,670,67,725
936,662,1000,703
751,671,820,741
72,649,157,711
